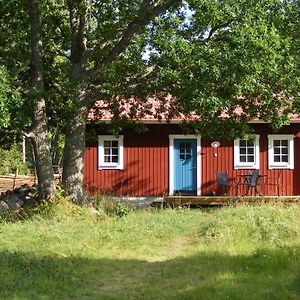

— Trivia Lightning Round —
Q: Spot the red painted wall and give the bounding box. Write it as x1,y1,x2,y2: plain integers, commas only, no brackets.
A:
84,124,177,196
84,123,300,196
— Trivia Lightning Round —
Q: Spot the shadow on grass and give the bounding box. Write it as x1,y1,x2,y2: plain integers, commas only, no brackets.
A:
0,247,299,300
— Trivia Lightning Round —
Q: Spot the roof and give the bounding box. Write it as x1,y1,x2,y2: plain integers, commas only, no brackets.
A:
88,95,197,123
88,96,300,124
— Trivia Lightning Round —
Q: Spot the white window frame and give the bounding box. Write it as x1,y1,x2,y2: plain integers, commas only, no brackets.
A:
268,134,294,169
98,135,124,170
234,135,260,169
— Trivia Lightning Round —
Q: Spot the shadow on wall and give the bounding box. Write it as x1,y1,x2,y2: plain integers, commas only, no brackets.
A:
85,176,148,196
201,174,281,197
0,247,299,299
84,160,167,197
201,177,238,196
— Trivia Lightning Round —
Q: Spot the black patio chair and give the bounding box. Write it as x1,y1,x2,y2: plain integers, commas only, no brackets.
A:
216,171,237,196
240,170,264,196
263,170,282,196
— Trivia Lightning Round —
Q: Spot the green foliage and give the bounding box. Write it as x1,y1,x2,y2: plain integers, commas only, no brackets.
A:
114,203,130,218
10,0,291,140
89,194,131,218
0,143,32,175
145,0,300,137
0,66,23,128
31,199,60,217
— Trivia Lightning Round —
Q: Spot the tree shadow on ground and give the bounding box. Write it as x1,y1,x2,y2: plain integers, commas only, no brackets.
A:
0,247,299,300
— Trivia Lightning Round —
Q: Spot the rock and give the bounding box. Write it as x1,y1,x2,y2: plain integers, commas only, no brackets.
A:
88,207,100,216
23,196,38,208
6,194,24,211
0,183,39,212
20,184,30,192
29,186,38,194
0,193,5,201
13,189,26,201
0,201,9,212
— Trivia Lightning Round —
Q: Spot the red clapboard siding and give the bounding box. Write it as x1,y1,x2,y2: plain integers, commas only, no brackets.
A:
84,123,300,196
84,124,179,196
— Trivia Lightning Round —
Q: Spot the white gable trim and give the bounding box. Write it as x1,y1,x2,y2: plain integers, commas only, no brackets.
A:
91,119,300,125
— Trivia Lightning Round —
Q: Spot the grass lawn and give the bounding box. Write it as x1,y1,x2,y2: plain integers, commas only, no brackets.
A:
0,201,299,299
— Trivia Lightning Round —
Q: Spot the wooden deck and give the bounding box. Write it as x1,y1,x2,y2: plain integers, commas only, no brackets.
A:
163,195,300,207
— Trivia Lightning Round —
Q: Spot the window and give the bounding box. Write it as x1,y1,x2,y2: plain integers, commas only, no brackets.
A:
98,135,124,170
268,135,294,169
234,135,260,169
179,143,192,160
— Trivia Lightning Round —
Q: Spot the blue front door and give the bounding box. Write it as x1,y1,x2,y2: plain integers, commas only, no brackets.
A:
174,139,197,195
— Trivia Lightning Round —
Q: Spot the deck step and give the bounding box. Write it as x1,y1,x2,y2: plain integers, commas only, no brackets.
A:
163,196,300,207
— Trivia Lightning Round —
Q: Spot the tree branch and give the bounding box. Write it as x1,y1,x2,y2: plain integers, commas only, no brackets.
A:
50,82,68,97
80,86,111,108
28,0,45,91
12,79,31,95
200,19,236,43
23,131,35,138
0,127,35,140
69,0,89,79
85,40,112,58
81,0,181,82
47,49,70,60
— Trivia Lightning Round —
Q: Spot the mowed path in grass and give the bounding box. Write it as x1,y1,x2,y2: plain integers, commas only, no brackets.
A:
0,204,299,299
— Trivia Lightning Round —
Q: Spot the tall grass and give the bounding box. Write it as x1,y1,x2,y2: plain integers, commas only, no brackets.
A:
0,200,299,299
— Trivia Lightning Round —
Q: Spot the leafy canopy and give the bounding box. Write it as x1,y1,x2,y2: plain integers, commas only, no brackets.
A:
143,0,300,138
0,0,300,141
0,66,23,128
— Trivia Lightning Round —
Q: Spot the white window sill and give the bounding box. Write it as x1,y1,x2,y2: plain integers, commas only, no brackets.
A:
99,165,123,170
234,165,259,170
268,164,293,170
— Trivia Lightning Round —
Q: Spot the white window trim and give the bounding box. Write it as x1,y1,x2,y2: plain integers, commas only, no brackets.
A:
169,134,201,196
98,135,124,170
234,135,260,169
268,134,294,169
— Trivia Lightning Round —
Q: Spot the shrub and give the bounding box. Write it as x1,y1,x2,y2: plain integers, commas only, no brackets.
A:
88,194,131,218
0,143,32,175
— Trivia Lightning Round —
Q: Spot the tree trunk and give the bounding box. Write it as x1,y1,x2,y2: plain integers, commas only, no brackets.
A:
62,105,87,203
51,127,63,166
61,0,181,202
28,0,55,199
31,122,56,199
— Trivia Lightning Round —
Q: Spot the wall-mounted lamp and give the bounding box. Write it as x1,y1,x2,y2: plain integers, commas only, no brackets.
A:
211,141,220,148
211,141,220,157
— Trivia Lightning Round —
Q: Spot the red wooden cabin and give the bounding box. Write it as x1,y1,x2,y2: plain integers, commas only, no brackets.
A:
84,102,300,197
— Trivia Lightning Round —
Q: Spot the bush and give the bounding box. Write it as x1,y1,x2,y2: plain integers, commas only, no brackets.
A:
88,194,130,218
0,143,32,175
